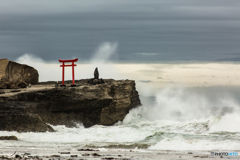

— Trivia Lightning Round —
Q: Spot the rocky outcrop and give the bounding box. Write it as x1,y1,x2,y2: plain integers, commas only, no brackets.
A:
88,67,105,85
0,59,38,89
0,79,141,132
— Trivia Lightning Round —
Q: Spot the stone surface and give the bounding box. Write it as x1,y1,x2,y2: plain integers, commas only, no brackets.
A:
93,78,99,85
0,101,54,132
0,136,18,140
0,81,7,89
94,67,99,79
10,84,18,89
0,79,141,132
0,59,9,81
16,81,27,88
88,78,105,85
0,59,39,89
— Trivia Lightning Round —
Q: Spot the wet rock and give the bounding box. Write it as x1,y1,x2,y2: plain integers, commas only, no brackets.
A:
0,136,18,140
50,155,60,157
70,155,78,157
101,157,114,160
78,149,99,151
24,153,31,156
60,152,70,154
92,153,101,156
15,155,21,158
0,108,54,132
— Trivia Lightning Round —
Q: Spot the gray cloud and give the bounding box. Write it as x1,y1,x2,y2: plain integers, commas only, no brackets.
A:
0,0,240,62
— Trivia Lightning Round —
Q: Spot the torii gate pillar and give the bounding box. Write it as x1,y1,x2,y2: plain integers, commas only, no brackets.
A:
59,58,78,87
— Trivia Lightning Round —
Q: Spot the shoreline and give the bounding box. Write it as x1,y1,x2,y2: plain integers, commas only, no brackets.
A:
0,147,239,160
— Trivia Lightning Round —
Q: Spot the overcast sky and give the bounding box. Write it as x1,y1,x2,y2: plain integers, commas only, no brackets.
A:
1,0,240,63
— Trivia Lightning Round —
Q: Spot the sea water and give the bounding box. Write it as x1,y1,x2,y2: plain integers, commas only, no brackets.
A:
1,86,240,152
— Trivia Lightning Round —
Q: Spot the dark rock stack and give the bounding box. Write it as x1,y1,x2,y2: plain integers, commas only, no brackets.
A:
88,67,105,85
0,59,38,89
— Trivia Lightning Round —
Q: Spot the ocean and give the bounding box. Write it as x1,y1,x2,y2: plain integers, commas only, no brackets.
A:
1,85,240,152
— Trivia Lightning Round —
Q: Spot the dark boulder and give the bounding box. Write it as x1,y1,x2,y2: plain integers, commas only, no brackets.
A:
0,59,39,89
0,136,18,140
6,60,39,84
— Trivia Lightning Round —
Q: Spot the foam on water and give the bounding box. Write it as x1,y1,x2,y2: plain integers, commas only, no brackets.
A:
208,113,240,133
149,136,240,150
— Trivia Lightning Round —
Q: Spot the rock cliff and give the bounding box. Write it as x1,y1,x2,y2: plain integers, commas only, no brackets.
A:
0,79,141,132
0,58,39,89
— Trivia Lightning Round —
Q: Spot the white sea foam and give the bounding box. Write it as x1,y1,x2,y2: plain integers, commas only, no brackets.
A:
149,136,240,150
0,124,151,145
208,113,240,133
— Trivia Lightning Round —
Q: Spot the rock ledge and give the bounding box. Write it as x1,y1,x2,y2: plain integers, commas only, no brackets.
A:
0,79,141,132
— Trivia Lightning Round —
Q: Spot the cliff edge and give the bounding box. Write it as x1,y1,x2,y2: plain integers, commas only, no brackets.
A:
0,79,141,132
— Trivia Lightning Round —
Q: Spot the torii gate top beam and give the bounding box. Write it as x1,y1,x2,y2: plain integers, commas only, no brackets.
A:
59,58,78,63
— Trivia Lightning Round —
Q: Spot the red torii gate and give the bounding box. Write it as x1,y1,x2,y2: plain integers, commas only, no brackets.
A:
59,58,78,86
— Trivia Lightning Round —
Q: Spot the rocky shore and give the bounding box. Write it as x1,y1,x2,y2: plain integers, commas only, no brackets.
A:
0,148,217,160
0,79,141,132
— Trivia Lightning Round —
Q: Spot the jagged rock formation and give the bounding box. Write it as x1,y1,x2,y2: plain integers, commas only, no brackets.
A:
0,59,38,89
0,79,141,132
88,67,105,85
94,67,99,79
